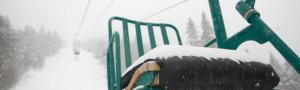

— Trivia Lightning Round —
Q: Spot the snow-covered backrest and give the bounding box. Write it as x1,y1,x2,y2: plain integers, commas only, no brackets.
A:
108,16,183,68
108,17,184,89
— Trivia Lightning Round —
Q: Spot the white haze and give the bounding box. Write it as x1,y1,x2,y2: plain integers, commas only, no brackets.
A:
10,46,107,90
0,0,299,89
0,0,299,63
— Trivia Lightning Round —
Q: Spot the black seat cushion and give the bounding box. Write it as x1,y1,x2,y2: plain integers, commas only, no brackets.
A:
157,56,279,90
121,56,280,90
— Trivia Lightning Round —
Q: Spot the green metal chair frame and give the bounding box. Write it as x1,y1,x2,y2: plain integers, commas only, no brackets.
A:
107,16,182,90
106,0,300,90
206,0,300,74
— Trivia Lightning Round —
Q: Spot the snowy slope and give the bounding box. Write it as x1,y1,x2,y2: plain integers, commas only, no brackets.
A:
11,47,107,90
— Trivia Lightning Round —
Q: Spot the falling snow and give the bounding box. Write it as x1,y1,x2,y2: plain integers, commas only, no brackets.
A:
10,47,107,90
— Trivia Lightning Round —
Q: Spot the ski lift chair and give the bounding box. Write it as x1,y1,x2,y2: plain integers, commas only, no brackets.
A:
73,39,80,55
107,0,300,90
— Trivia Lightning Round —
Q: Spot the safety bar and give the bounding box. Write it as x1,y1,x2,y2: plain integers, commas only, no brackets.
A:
107,32,121,90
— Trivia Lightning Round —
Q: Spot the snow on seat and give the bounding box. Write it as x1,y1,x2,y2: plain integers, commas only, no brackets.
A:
121,45,280,89
123,45,263,76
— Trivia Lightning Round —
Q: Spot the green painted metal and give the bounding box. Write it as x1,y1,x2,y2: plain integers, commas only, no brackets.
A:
106,0,300,89
235,1,300,74
132,85,162,90
245,0,255,8
148,24,157,49
205,0,300,74
208,0,227,48
115,33,122,90
107,32,121,90
136,72,158,87
164,24,183,45
160,25,170,44
135,23,145,57
134,72,162,90
225,25,267,49
142,86,163,90
204,38,216,47
122,21,132,67
107,16,182,90
204,25,267,49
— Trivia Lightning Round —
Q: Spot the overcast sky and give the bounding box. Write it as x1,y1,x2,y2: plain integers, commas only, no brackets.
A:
0,0,300,63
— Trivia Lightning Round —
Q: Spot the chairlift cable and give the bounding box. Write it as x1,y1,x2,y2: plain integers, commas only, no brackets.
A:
89,0,188,31
77,0,92,35
141,0,189,20
73,0,91,55
95,0,115,24
88,0,115,30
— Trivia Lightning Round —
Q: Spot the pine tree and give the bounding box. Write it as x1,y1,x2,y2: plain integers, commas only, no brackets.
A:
269,53,283,76
199,12,215,46
0,14,63,90
186,18,200,46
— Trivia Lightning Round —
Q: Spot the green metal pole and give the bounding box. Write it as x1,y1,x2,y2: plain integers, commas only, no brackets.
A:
225,25,267,50
122,21,132,67
135,23,145,57
114,32,121,90
236,1,300,74
160,25,170,44
107,33,120,90
208,0,227,48
106,47,114,90
204,38,216,47
245,0,255,8
252,16,300,74
164,24,183,45
108,18,113,41
107,17,115,90
148,24,157,49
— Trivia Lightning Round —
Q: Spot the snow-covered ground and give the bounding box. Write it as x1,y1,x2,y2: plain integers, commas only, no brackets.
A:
10,47,107,90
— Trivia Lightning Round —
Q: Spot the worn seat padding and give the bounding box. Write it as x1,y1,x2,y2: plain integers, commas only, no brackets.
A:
121,56,280,90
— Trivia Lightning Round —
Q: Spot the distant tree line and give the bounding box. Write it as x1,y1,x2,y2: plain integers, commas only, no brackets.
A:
82,37,152,72
82,39,106,61
0,14,63,90
186,12,215,47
